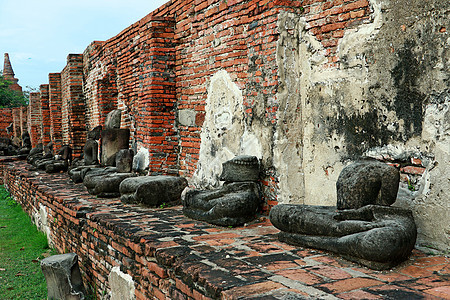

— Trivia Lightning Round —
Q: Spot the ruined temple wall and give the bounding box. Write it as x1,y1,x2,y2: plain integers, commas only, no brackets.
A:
49,73,63,151
148,0,308,211
61,54,86,157
0,108,13,138
27,92,41,147
12,107,21,137
20,106,27,138
39,84,51,145
5,0,446,250
83,16,179,174
0,106,27,140
273,0,449,250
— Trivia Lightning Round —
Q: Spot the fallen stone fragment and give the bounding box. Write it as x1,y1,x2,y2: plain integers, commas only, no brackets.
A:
120,175,188,206
40,253,86,300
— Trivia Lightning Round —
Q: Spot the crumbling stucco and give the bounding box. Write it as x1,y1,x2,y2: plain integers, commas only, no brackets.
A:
191,70,263,188
191,0,448,250
32,203,53,247
108,266,135,300
275,0,449,249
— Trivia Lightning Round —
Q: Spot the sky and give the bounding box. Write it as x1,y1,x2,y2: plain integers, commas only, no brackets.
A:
0,0,169,89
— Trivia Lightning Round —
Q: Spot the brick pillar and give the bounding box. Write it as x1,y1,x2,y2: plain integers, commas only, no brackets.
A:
28,92,42,147
20,106,27,137
135,17,178,175
12,107,21,137
49,73,63,151
61,54,86,157
40,84,51,145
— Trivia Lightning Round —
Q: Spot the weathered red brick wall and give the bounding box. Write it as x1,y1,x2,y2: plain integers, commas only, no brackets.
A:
20,106,27,137
2,0,372,184
40,84,51,145
61,54,86,157
134,17,177,175
27,92,41,147
12,107,21,138
83,17,178,174
49,73,63,151
0,106,26,140
77,0,371,208
0,108,13,138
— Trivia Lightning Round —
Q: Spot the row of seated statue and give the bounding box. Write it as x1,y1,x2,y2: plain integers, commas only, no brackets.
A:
13,109,417,271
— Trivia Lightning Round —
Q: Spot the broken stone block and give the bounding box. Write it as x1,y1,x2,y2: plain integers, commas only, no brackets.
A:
108,266,135,300
105,109,122,129
270,161,417,270
40,253,86,300
17,131,32,159
116,149,134,173
68,165,105,183
219,155,260,182
336,159,400,209
183,181,261,227
120,175,188,206
84,169,135,198
83,139,99,165
270,204,417,270
132,147,149,174
101,129,130,166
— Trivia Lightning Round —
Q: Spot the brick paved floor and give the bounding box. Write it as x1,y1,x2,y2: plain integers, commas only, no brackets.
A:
1,159,449,299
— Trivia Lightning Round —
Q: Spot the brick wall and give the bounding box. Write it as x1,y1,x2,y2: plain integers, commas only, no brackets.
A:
12,107,21,138
48,73,63,151
83,17,178,174
40,84,51,145
20,106,27,137
0,108,13,139
0,0,376,209
61,54,86,157
27,92,41,147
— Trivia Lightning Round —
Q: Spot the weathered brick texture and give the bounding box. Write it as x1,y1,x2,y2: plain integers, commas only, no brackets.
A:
0,0,374,186
27,92,41,147
0,108,13,138
61,54,86,157
48,73,63,151
40,84,51,145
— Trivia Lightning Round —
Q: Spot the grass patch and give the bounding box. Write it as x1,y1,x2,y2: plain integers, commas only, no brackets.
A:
0,185,57,299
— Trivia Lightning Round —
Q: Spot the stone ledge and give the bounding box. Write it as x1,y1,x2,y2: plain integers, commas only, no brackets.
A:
0,160,448,299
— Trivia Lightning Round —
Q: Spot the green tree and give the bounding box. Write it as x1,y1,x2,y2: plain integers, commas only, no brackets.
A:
0,72,28,108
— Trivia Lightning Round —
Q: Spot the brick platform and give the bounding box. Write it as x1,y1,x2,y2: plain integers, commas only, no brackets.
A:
0,159,448,299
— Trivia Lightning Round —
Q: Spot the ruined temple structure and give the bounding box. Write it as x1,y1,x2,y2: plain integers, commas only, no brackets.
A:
0,0,449,298
0,54,25,141
2,53,22,93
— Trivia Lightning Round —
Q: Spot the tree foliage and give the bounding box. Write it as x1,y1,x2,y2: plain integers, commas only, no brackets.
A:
0,73,28,108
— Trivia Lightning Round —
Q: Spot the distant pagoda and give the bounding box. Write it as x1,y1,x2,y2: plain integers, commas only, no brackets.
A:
3,53,23,93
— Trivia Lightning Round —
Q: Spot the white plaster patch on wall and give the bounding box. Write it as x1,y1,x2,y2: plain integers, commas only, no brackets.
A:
132,146,150,173
415,99,449,250
31,203,53,247
273,11,305,204
363,96,450,250
191,70,262,188
108,266,135,300
240,130,263,158
338,0,383,56
296,0,383,85
284,1,385,206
